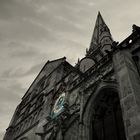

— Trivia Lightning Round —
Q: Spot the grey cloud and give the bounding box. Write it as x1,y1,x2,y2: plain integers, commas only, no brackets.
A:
0,88,22,139
0,80,24,137
0,19,53,42
23,62,45,76
1,62,44,78
1,41,49,62
0,0,96,59
0,131,5,140
0,0,96,42
2,68,23,78
0,80,25,101
8,42,40,58
0,0,37,20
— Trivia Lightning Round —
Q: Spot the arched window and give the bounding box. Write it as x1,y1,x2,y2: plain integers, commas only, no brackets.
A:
21,112,25,120
35,95,44,108
36,108,42,121
25,105,31,117
36,76,47,93
44,77,50,88
40,80,45,90
14,126,20,137
28,116,32,128
32,112,38,124
22,120,28,132
18,123,23,135
38,95,44,105
32,88,39,98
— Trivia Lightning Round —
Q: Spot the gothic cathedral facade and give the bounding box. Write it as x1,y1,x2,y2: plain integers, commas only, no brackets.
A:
4,12,140,140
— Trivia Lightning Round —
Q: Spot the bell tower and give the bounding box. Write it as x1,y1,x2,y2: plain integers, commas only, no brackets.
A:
86,12,113,59
79,12,113,73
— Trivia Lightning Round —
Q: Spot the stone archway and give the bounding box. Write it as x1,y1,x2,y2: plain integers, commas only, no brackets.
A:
82,82,127,140
92,88,126,140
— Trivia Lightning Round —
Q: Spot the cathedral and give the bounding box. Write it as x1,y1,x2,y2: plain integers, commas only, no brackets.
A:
4,12,140,140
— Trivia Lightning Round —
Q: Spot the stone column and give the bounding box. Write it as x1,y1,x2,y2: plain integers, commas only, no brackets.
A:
113,49,140,140
78,87,85,140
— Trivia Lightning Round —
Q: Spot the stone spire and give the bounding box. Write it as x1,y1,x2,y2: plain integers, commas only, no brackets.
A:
88,12,113,55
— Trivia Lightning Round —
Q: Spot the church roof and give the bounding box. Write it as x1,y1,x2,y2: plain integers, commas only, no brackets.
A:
22,57,66,99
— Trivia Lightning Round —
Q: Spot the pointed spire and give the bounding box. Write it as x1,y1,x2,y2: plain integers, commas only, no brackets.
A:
88,12,113,55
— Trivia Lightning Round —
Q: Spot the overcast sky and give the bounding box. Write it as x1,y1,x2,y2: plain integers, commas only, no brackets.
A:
1,0,140,139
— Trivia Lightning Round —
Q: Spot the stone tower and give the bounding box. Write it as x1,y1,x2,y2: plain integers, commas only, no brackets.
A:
4,13,140,140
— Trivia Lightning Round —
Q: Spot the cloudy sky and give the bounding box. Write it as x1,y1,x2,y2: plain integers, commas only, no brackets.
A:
1,0,140,139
